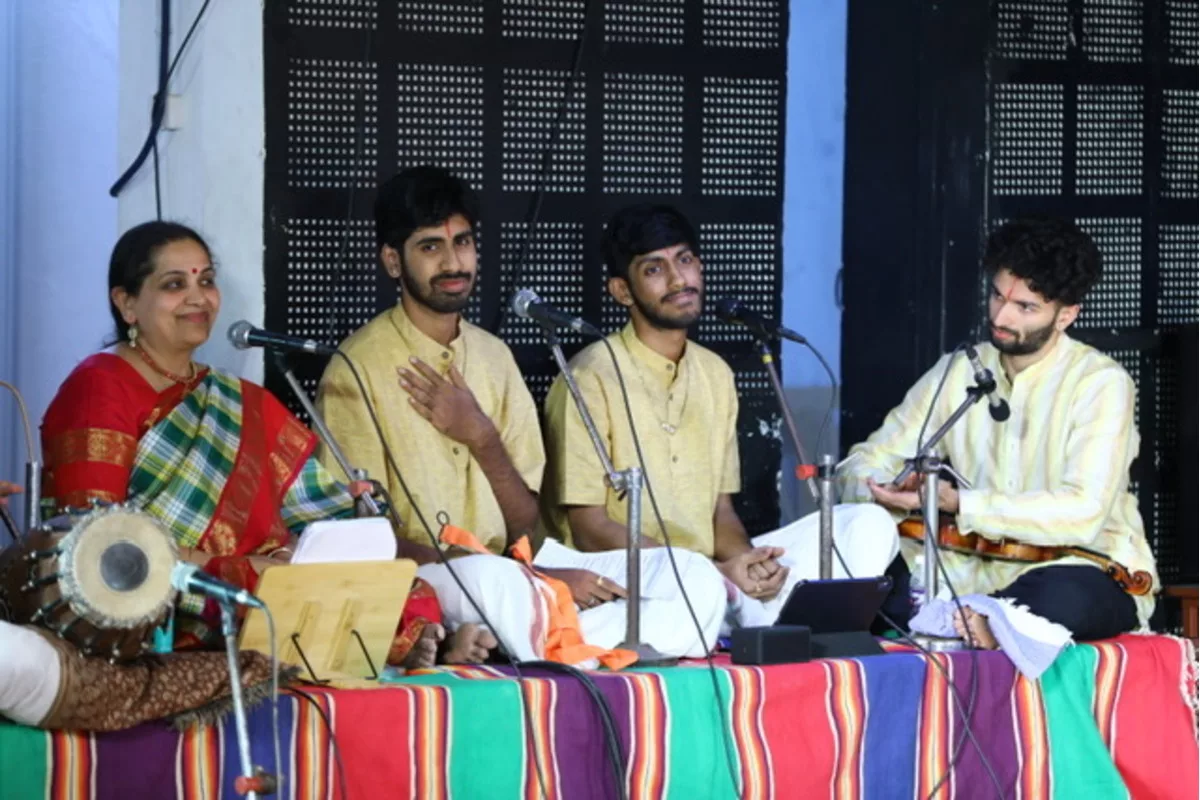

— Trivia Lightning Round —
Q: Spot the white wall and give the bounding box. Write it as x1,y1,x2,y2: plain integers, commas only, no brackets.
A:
2,1,120,498
780,0,848,519
118,0,265,382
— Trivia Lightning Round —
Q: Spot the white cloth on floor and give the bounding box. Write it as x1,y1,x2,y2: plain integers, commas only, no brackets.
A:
909,594,1073,679
0,621,61,726
731,503,900,628
417,546,727,663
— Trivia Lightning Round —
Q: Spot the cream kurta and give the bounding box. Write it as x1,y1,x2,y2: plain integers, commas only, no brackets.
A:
317,305,545,554
541,323,740,557
839,334,1159,624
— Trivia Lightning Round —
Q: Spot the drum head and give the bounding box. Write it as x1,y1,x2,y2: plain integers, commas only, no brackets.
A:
56,506,178,628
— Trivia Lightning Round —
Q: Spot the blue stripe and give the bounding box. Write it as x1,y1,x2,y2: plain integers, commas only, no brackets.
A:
860,652,926,798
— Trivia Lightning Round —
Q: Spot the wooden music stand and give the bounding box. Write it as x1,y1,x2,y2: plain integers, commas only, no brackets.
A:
239,560,417,683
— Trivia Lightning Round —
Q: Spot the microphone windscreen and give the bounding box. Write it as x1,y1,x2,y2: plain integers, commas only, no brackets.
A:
227,320,254,349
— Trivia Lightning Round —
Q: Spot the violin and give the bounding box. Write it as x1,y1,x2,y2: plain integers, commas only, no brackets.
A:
897,515,1154,597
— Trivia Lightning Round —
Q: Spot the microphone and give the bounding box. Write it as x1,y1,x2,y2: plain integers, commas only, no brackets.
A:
964,345,1010,422
227,320,336,356
714,297,807,344
170,561,265,609
510,289,601,336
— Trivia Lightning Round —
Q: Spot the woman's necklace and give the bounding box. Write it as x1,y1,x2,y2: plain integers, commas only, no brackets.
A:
620,337,689,435
136,345,198,386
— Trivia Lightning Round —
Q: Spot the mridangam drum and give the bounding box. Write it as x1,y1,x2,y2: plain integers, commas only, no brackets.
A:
0,504,178,661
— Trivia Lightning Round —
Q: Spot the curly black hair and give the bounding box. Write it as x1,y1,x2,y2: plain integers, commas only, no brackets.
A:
983,216,1101,306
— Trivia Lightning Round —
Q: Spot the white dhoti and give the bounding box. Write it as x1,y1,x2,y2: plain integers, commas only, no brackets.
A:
417,545,727,663
0,621,61,726
732,503,899,628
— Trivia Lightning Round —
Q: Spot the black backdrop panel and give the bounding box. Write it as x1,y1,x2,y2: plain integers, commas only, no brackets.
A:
264,0,790,535
843,0,1198,618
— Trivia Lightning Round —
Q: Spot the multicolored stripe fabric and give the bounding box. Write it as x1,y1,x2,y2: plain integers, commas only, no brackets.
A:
0,635,1194,799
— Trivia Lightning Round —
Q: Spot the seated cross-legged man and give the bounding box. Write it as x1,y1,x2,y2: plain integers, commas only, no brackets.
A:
839,216,1159,650
541,204,900,629
318,168,726,665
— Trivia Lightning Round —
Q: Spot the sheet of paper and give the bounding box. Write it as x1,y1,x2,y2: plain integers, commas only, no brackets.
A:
292,517,397,565
532,538,682,600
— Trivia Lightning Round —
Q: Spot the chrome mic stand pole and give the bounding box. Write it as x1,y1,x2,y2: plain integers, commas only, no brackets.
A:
754,338,836,578
272,352,380,517
24,461,41,534
544,328,676,666
220,600,274,798
892,365,990,652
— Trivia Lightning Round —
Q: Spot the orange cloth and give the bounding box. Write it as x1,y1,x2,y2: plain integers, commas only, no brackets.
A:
439,525,636,670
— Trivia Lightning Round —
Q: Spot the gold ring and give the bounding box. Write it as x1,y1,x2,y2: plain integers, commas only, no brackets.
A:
596,576,607,589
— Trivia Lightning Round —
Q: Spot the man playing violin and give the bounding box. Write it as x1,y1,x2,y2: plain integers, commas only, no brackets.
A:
840,216,1159,647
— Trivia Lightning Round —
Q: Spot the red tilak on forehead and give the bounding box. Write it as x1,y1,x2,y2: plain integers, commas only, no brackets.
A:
1004,283,1016,302
191,268,199,275
445,222,453,241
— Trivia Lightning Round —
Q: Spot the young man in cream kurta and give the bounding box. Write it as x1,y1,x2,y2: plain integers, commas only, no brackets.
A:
841,217,1158,646
318,168,725,663
541,204,899,628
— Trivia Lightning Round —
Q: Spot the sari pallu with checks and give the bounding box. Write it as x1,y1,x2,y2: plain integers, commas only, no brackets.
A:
40,353,440,653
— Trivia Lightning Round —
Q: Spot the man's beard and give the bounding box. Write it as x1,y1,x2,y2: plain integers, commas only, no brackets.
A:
399,263,473,314
989,317,1056,355
631,287,702,331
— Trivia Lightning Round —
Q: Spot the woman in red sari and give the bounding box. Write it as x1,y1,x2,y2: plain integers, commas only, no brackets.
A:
39,221,472,666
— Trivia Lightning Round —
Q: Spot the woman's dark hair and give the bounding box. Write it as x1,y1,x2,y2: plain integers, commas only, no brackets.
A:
108,221,212,343
373,166,480,250
601,204,700,281
983,216,1101,306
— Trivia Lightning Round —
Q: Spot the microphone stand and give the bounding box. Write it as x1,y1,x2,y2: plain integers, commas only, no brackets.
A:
753,337,836,579
271,352,380,517
891,373,992,652
220,600,274,798
542,327,676,666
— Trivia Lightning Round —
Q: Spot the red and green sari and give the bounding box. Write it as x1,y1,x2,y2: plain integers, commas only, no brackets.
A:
41,353,440,659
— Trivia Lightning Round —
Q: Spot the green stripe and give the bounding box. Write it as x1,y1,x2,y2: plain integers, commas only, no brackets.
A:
1041,645,1129,799
639,665,740,800
396,672,526,796
0,721,48,798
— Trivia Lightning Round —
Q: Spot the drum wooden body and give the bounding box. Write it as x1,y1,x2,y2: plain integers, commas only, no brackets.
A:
0,504,178,661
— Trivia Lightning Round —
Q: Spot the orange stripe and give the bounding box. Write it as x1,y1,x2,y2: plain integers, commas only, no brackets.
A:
1091,642,1124,751
1015,673,1049,798
729,667,769,800
918,654,951,799
52,732,90,800
412,686,448,800
627,673,667,800
522,678,559,800
830,660,866,799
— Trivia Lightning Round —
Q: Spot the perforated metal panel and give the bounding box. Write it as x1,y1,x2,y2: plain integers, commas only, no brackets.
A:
502,70,586,193
1074,217,1142,330
266,1,790,534
497,222,587,346
1157,223,1199,327
289,0,376,29
602,73,685,193
995,0,1070,60
1082,0,1142,62
1166,0,1199,66
606,1,685,46
286,59,378,188
502,0,584,40
396,64,485,187
702,0,782,49
702,77,782,196
695,223,778,343
1076,85,1143,196
397,1,483,36
992,84,1064,195
285,218,378,343
1162,88,1198,200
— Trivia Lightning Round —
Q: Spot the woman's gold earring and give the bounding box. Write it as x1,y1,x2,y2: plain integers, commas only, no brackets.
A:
128,324,139,349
